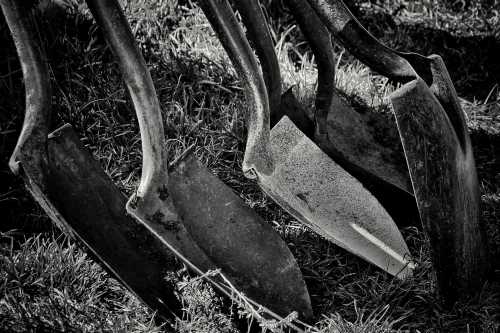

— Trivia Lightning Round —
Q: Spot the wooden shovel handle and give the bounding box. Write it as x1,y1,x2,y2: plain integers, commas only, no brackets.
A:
232,0,282,120
1,0,51,185
85,0,168,198
199,0,274,176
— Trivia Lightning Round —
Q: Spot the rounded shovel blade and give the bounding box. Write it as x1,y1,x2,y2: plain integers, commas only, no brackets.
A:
168,155,313,319
44,124,181,319
390,75,490,302
126,154,312,319
257,116,414,278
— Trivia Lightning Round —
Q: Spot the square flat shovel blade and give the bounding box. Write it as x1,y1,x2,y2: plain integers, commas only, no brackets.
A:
257,116,414,278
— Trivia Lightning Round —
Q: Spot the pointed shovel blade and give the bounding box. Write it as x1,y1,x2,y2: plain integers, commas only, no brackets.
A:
256,116,414,278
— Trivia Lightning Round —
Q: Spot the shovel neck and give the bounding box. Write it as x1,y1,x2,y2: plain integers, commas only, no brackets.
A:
199,0,274,176
2,0,51,181
308,0,420,83
287,0,336,133
426,55,469,153
232,0,282,117
86,0,168,190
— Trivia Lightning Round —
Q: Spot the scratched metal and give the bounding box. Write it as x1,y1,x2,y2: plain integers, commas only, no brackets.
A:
256,116,415,278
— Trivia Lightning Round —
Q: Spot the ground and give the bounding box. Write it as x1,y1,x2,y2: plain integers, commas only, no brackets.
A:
0,0,499,332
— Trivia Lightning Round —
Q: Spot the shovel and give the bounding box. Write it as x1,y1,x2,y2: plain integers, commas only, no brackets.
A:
200,0,414,278
1,0,183,320
306,0,490,302
235,0,413,203
390,58,490,304
288,0,412,195
85,0,313,319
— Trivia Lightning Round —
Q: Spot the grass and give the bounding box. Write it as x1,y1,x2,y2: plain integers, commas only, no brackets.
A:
0,0,499,332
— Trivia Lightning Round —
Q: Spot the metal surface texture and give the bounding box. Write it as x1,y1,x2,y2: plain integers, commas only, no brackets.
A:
262,116,414,277
1,0,69,234
46,125,183,319
2,0,182,320
306,0,490,302
202,0,414,278
87,0,312,319
390,57,490,303
289,0,413,195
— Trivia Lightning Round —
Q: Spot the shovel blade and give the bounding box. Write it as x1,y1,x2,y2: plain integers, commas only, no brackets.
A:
318,90,412,195
257,116,414,278
168,154,312,319
45,124,181,319
390,77,489,302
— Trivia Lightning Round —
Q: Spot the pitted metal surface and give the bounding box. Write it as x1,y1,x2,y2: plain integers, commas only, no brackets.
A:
257,116,414,278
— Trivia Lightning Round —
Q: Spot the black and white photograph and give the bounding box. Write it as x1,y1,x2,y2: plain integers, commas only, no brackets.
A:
1,0,499,331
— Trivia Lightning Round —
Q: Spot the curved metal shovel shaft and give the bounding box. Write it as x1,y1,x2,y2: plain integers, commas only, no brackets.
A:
204,0,414,278
87,0,312,319
198,0,274,177
1,1,182,320
1,0,69,234
232,0,282,119
306,0,425,83
287,0,336,130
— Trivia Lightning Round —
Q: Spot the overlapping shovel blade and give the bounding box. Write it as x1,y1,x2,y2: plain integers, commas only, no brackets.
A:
128,153,313,319
390,73,489,301
168,154,312,318
257,116,415,278
45,124,182,319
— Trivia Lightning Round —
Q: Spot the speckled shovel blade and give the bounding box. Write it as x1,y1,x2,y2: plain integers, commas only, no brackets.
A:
45,124,181,319
167,154,313,319
257,116,414,278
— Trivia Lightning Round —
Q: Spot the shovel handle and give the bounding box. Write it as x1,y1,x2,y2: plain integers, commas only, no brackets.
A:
85,0,168,197
306,0,433,83
288,0,336,134
306,0,469,149
199,0,274,176
1,0,51,185
232,0,282,121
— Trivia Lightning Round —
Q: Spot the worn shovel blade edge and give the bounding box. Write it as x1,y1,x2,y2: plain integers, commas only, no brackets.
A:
125,153,313,319
168,153,313,319
46,123,182,318
258,116,414,279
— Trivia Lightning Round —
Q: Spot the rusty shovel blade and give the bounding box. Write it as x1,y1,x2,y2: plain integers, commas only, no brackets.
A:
127,152,313,319
255,116,415,278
